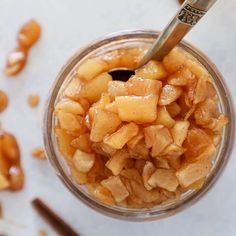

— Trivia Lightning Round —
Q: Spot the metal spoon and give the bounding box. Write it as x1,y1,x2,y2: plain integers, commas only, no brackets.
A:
109,0,217,81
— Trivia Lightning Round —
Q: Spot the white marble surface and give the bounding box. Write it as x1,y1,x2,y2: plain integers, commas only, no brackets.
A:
0,0,236,235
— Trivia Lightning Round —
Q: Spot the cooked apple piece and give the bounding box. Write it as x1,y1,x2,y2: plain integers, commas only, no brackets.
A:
142,161,156,190
0,173,10,190
119,48,137,68
134,159,146,174
120,168,143,185
101,176,129,202
176,158,212,188
163,48,187,73
90,108,121,142
153,157,170,169
55,99,85,115
171,120,190,146
159,144,186,158
108,81,128,97
77,58,107,81
193,76,212,104
9,166,24,191
64,78,83,100
127,131,144,149
105,149,129,175
57,110,83,133
184,105,196,121
159,85,182,106
71,166,88,184
100,142,117,156
90,184,115,205
115,95,158,123
135,60,167,80
1,133,20,162
105,101,118,113
128,140,149,159
189,177,206,190
166,102,181,118
129,180,160,203
144,125,164,148
78,98,90,111
195,144,216,161
73,149,95,173
87,156,106,182
99,50,121,69
55,127,76,160
95,93,111,109
151,127,173,157
183,128,213,162
168,155,181,170
103,123,139,149
210,114,229,132
91,142,110,157
124,158,135,169
186,57,209,79
0,152,9,176
148,169,179,192
167,67,193,86
71,133,91,153
155,106,175,128
80,72,112,103
126,76,162,96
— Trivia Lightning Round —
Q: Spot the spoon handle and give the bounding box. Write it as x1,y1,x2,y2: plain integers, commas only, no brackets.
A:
138,0,217,67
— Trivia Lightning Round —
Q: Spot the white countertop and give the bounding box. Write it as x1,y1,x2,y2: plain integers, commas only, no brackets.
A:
0,0,236,235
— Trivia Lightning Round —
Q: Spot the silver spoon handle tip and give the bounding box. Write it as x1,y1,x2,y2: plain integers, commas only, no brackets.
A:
137,0,217,67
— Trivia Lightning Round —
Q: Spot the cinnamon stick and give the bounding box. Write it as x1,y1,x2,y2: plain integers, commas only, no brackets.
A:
31,198,79,236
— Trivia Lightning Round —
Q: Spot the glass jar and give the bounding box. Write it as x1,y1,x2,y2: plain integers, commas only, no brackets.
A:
43,30,235,221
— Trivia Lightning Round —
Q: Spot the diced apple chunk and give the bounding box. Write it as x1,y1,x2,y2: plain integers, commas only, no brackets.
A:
73,149,95,173
126,76,162,96
71,166,88,184
159,85,182,106
108,81,128,97
55,128,76,160
105,101,118,113
115,95,158,123
148,169,179,192
155,106,175,128
135,60,167,80
64,78,83,100
103,123,139,149
127,131,144,149
167,67,193,86
151,129,173,156
105,149,129,175
171,121,190,146
163,48,187,73
128,140,149,159
81,72,112,103
90,109,121,142
91,184,115,205
77,58,107,80
0,173,10,190
57,110,83,133
166,102,181,117
142,161,156,190
144,125,164,148
101,176,129,202
71,133,92,153
183,128,213,162
176,158,212,188
55,99,85,115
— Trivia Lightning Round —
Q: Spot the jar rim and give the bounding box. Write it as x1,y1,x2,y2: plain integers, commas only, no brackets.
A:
43,29,235,221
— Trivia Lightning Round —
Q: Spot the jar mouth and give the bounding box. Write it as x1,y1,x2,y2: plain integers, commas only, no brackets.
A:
43,29,235,221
